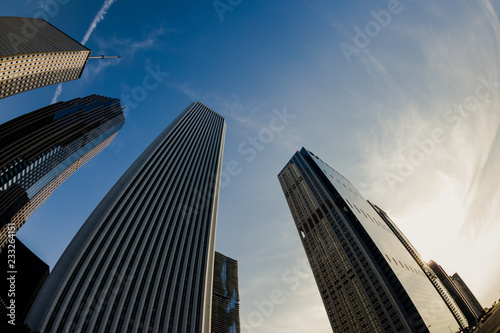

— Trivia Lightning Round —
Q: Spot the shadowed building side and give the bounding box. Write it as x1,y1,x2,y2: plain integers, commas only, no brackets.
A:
0,236,49,324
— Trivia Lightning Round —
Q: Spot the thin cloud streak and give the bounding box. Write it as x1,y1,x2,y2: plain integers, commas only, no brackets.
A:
81,0,118,46
51,0,118,104
51,83,63,104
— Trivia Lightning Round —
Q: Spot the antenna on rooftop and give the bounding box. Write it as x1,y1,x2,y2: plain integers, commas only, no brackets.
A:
88,55,121,59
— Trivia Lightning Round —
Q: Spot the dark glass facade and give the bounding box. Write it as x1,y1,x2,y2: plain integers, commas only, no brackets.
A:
26,102,225,333
278,147,460,332
211,252,240,333
0,94,124,249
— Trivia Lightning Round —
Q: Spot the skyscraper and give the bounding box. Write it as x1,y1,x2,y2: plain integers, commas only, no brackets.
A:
428,260,479,326
0,16,90,99
451,273,483,318
211,252,240,333
26,102,226,333
0,94,124,249
370,202,469,329
278,148,460,332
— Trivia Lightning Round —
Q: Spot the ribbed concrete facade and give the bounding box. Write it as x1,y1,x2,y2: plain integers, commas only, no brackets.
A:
26,102,225,333
0,95,124,249
0,17,90,99
211,252,240,333
278,148,460,333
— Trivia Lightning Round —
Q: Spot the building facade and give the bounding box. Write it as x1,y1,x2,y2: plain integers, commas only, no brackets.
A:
26,102,226,333
0,16,90,99
212,252,240,333
428,260,479,326
278,148,460,333
451,273,483,318
0,236,49,323
370,203,469,329
0,94,124,249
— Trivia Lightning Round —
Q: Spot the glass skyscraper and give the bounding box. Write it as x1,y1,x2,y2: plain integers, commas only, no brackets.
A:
278,147,460,332
211,251,240,333
370,202,469,329
0,17,91,99
451,273,483,319
26,102,226,333
0,94,124,249
428,260,479,326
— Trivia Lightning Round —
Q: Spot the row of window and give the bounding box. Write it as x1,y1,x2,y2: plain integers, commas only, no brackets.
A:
0,51,87,62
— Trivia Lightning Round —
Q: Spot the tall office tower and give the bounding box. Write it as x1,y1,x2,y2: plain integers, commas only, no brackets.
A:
370,202,469,329
451,273,483,318
0,95,124,249
26,102,226,333
0,236,49,323
428,260,479,326
211,252,240,333
278,148,460,333
0,16,90,99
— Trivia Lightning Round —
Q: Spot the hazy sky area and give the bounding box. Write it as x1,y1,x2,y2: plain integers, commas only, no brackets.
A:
1,0,500,332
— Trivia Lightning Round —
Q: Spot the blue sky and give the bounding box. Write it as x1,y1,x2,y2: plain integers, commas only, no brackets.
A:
2,0,500,331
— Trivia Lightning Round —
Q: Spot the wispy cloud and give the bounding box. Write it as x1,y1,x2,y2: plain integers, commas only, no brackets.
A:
354,0,500,240
81,0,118,46
51,0,118,103
96,24,173,57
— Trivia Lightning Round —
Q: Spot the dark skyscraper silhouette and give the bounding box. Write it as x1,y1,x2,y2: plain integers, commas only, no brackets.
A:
26,102,225,333
0,95,124,249
278,147,460,332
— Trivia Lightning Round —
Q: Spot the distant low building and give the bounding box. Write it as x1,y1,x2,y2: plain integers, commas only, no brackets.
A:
0,16,90,99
